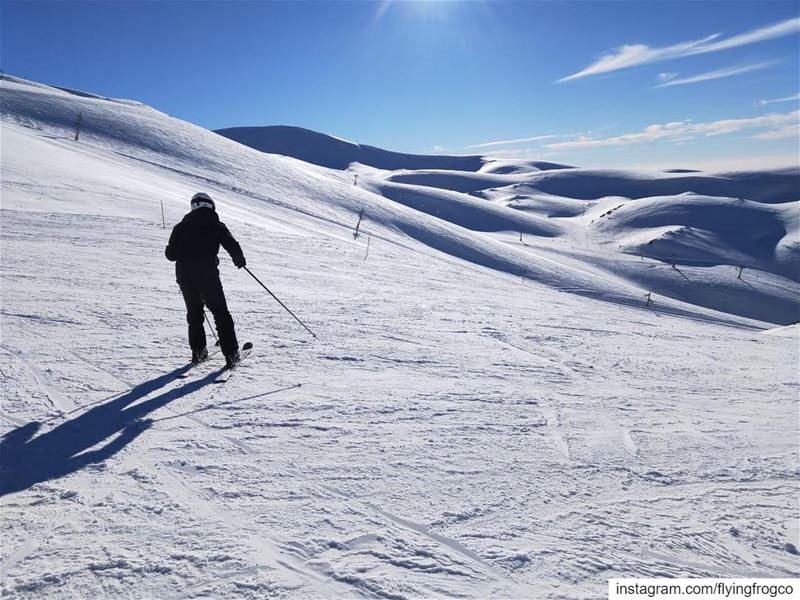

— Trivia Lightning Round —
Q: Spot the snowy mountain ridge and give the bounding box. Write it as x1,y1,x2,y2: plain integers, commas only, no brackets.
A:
219,123,799,326
216,125,487,172
4,73,798,326
1,75,798,599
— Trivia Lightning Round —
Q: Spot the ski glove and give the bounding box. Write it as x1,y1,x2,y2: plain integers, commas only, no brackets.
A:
233,255,246,269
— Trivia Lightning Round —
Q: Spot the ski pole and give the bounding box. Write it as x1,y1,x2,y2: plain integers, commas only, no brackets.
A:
243,266,318,340
204,311,220,346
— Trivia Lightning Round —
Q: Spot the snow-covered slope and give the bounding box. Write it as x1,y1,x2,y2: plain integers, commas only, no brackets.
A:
217,125,485,172
2,75,798,599
220,125,800,325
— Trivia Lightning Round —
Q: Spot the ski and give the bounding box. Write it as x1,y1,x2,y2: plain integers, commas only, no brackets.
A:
214,341,253,384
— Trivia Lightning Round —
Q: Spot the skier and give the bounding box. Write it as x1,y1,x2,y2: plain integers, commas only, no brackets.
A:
165,192,246,368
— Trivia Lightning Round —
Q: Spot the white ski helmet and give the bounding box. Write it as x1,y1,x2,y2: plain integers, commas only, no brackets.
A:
190,192,215,211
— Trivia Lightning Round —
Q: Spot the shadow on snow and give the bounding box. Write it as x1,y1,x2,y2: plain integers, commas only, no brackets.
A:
0,365,223,496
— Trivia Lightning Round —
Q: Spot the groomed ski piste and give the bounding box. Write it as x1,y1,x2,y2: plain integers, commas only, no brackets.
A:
1,74,798,599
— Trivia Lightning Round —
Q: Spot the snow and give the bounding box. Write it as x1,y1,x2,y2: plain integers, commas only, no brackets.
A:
1,75,799,598
217,125,484,172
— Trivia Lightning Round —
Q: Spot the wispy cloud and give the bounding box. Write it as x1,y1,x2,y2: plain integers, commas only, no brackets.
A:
542,110,799,152
756,93,800,107
465,134,558,149
454,124,620,153
751,123,800,140
654,61,778,88
480,147,798,171
558,17,800,82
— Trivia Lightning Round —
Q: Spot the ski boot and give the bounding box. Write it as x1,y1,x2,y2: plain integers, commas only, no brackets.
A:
192,347,209,364
224,351,240,369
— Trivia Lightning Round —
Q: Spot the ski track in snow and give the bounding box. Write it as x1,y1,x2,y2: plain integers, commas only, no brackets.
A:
1,346,75,414
1,75,798,599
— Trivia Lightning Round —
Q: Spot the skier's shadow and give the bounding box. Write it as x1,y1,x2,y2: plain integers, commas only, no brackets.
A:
0,365,222,497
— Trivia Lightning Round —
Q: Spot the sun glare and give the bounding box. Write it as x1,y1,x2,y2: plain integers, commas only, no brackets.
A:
371,0,467,27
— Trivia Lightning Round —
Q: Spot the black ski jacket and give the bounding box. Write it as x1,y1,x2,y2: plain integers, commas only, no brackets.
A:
165,208,245,284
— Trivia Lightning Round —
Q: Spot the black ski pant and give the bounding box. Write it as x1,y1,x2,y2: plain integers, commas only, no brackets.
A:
179,272,238,357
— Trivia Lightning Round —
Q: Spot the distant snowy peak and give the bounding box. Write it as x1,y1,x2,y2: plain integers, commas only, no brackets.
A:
215,125,578,174
215,125,486,172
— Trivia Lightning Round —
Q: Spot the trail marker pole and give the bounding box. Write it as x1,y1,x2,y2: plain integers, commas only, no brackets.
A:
74,111,83,141
353,208,364,239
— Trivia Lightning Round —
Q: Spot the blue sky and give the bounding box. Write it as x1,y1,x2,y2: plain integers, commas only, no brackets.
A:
2,1,798,169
